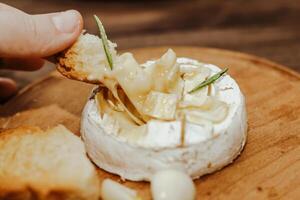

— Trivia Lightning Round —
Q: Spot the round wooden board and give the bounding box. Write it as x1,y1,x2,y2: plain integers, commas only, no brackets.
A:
1,47,299,200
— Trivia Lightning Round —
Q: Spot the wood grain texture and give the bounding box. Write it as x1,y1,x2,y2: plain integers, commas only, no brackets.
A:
0,47,299,199
0,0,299,94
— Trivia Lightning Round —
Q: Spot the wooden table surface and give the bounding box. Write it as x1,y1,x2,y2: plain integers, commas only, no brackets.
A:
0,0,300,91
1,46,299,200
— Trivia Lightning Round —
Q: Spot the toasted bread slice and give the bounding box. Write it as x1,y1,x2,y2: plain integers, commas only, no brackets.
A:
57,33,117,84
0,105,80,135
0,125,100,200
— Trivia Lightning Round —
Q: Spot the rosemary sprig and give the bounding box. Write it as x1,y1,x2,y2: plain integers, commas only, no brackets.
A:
94,15,113,70
188,68,228,94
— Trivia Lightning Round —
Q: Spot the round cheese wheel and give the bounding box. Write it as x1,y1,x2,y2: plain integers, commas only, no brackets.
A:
81,58,247,181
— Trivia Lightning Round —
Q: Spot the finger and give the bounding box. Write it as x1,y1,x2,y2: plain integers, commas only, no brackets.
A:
0,3,20,11
0,77,17,100
0,58,44,71
0,6,83,58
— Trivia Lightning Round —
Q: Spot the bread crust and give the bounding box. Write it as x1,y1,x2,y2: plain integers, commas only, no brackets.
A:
0,126,100,200
57,54,100,85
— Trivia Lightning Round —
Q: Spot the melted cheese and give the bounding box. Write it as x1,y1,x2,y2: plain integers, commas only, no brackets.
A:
112,49,182,120
91,55,232,145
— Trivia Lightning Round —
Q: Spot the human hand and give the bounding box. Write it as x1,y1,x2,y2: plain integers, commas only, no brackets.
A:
0,3,83,101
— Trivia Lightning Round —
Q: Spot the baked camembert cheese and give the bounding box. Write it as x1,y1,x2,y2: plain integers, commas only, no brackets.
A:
57,19,247,182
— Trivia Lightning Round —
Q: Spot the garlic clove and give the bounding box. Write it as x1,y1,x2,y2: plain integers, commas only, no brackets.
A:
151,169,196,200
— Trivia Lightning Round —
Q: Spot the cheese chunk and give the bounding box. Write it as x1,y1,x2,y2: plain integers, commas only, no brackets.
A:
183,65,210,83
179,66,211,108
149,49,181,93
184,97,229,123
156,48,177,68
179,87,208,108
143,91,178,120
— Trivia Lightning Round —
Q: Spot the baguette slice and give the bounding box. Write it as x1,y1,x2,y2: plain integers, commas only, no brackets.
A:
57,33,116,84
0,125,100,200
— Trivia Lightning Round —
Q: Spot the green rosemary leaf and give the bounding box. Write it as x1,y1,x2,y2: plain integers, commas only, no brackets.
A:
188,68,228,94
94,15,113,70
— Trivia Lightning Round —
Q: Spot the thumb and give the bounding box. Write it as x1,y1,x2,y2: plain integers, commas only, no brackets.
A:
0,5,83,58
0,77,17,101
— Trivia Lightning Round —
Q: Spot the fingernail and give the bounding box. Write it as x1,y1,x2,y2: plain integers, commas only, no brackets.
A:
52,10,80,33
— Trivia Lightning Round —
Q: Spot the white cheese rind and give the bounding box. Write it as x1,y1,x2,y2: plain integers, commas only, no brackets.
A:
81,58,247,181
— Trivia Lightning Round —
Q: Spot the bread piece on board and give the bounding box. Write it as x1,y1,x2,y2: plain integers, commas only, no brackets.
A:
0,104,80,135
0,125,100,200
